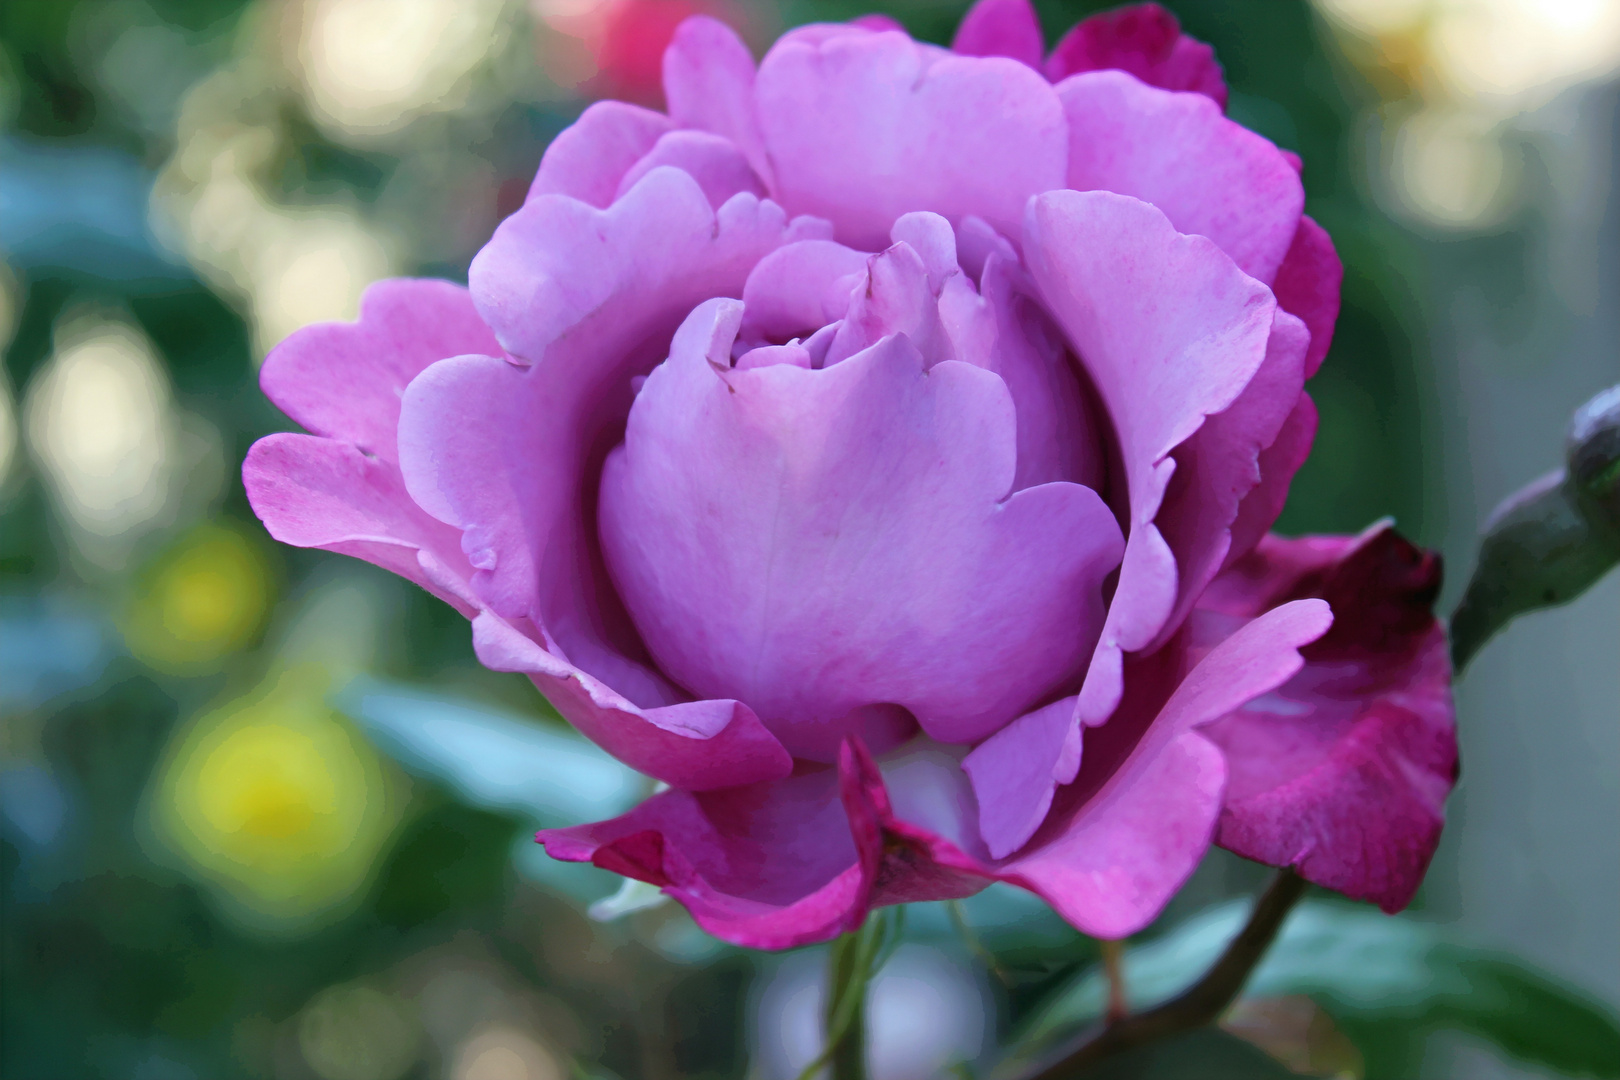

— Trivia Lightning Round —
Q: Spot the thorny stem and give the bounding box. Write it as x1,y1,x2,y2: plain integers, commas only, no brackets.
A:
1011,869,1309,1080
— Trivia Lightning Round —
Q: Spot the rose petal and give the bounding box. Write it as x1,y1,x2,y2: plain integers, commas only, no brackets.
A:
739,238,870,343
1023,189,1284,726
1056,70,1302,285
1271,215,1342,377
616,129,766,208
258,278,502,466
756,29,1066,249
405,169,820,703
662,15,771,186
526,100,672,208
1046,2,1227,107
598,300,1124,757
951,0,1045,70
473,610,792,792
244,434,479,615
1224,391,1318,570
994,598,1332,935
1200,526,1458,911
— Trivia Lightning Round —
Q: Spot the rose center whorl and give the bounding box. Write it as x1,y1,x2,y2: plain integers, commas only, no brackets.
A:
597,215,1125,762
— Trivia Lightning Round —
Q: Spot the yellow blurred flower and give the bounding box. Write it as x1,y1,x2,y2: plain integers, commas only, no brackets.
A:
123,522,274,674
149,664,399,933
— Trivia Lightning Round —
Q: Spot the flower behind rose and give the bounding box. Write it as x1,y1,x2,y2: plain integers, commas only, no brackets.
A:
245,0,1457,949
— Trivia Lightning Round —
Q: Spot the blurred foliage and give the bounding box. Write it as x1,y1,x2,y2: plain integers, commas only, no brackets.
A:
0,1,1606,1078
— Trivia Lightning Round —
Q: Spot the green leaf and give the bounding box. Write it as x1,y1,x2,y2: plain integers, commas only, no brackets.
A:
335,677,644,826
1013,901,1620,1079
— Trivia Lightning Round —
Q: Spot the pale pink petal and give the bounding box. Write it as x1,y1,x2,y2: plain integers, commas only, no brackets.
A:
755,29,1066,249
526,100,672,208
1046,2,1227,107
1022,190,1283,726
598,300,1124,757
1271,215,1342,377
1200,526,1458,911
473,611,792,792
951,0,1044,69
661,15,771,185
404,169,820,704
615,130,766,208
1056,71,1302,285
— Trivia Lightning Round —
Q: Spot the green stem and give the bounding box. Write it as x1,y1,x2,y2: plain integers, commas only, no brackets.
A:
796,908,904,1080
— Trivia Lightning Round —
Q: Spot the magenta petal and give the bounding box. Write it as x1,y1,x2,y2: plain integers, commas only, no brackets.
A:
1271,215,1343,377
999,598,1332,936
538,768,863,949
1154,308,1311,648
951,0,1045,69
616,130,766,208
1201,526,1458,912
598,300,1124,756
825,241,948,366
1224,391,1318,570
755,29,1066,249
661,15,771,186
1056,71,1302,285
1023,190,1283,725
526,100,672,208
473,611,791,791
1046,3,1227,107
244,434,479,615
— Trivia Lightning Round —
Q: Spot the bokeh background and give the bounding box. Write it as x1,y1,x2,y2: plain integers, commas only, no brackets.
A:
2,1,1616,1078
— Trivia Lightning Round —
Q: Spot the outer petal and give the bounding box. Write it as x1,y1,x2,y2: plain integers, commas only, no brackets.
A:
407,169,822,705
258,278,501,466
1056,71,1302,285
1022,190,1285,727
1271,215,1343,377
1046,2,1227,107
526,100,672,208
661,15,772,187
951,0,1045,70
755,29,1067,249
542,601,1328,947
1199,525,1458,912
473,611,791,792
599,301,1123,756
244,434,479,616
538,766,862,949
1224,391,1319,570
245,279,500,612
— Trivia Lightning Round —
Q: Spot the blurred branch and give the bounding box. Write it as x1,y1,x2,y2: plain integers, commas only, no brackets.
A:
1450,384,1620,673
1007,870,1308,1080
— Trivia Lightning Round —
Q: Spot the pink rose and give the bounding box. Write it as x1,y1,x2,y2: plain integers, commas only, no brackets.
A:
245,0,1457,948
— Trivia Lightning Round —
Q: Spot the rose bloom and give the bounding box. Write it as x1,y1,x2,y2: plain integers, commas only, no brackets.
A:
246,0,1458,948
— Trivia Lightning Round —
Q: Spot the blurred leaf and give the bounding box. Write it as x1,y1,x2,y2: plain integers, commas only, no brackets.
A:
1222,996,1363,1078
1014,901,1620,1079
337,678,644,827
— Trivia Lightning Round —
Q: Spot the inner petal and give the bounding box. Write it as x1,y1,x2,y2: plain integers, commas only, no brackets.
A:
597,298,1124,761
